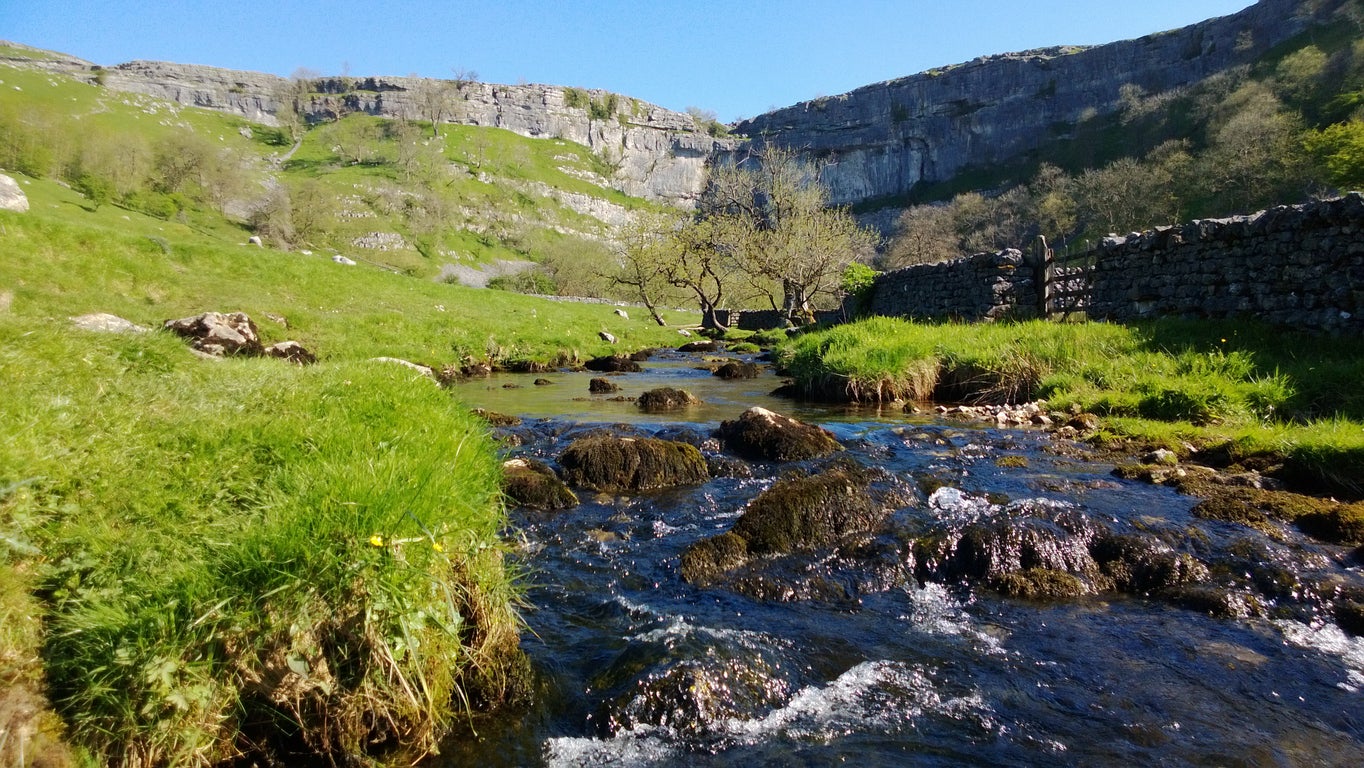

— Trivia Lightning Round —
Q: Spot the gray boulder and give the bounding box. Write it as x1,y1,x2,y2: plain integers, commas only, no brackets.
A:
0,173,28,213
70,313,150,334
163,312,264,357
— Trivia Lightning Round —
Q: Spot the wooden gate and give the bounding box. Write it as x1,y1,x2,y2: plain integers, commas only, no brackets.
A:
1037,237,1094,319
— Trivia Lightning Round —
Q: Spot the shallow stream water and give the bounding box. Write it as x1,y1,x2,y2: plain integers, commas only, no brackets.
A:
435,350,1364,767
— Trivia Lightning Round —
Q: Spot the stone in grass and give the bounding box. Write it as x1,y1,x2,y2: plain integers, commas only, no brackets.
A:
717,406,842,462
264,340,317,365
637,387,700,413
584,355,642,373
502,457,578,511
164,311,264,356
712,361,761,380
589,377,620,394
558,435,708,493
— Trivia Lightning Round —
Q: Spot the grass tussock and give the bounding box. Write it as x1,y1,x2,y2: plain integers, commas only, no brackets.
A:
779,316,1364,497
0,317,522,764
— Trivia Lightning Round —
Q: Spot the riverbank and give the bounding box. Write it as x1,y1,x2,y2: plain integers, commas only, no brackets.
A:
0,318,533,764
775,316,1364,499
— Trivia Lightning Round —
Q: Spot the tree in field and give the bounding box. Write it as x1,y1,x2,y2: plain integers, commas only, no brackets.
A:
610,212,692,325
413,68,479,138
275,68,320,143
700,146,875,324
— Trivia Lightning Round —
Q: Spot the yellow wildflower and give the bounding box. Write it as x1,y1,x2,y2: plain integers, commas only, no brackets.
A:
432,542,444,553
369,534,384,547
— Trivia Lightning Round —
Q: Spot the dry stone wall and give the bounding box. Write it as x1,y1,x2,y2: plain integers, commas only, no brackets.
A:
866,249,1039,322
1086,194,1364,333
862,194,1364,334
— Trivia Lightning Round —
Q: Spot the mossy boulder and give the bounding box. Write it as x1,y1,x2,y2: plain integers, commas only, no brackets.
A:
678,340,719,353
588,377,620,394
584,355,642,373
1174,477,1364,545
1295,504,1364,545
473,408,522,427
717,407,843,462
913,513,1107,588
1091,534,1209,593
713,361,761,380
679,532,750,586
1335,600,1364,637
991,568,1089,600
598,657,789,741
558,435,708,493
502,458,578,511
730,465,883,556
637,387,700,413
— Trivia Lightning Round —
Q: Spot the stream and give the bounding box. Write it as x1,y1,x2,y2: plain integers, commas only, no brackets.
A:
435,349,1364,767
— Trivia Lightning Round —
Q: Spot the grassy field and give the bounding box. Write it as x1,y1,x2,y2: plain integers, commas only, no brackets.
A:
0,171,695,764
777,316,1364,497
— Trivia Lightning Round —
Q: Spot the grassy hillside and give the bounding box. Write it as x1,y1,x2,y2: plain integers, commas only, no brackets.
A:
0,48,700,766
0,49,659,293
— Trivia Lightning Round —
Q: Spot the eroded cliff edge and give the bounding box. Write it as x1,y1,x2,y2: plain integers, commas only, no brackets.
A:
731,0,1329,206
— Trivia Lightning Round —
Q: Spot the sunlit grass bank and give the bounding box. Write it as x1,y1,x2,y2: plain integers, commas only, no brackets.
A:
778,316,1364,497
0,317,525,764
1,197,696,366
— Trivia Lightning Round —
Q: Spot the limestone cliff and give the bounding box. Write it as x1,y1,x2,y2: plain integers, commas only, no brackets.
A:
40,58,734,207
732,0,1332,206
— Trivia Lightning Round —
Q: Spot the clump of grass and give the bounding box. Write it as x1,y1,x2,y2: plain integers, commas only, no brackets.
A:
778,316,1364,497
1,317,523,764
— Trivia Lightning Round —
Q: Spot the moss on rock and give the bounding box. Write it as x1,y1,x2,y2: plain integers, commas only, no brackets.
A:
680,532,750,586
502,458,579,511
1295,504,1364,546
713,361,761,380
558,435,709,493
731,465,882,555
584,355,642,373
589,377,620,394
637,387,700,413
717,407,843,462
991,568,1089,600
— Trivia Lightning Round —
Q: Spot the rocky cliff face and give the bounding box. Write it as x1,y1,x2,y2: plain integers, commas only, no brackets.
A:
70,60,734,207
732,0,1330,206
5,0,1332,212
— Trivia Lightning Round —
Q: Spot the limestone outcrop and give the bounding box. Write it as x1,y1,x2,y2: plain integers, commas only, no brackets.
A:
0,173,29,213
57,59,735,207
731,0,1328,206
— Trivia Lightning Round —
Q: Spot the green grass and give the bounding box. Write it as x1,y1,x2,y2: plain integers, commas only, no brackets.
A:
0,173,692,763
0,316,524,764
1,197,696,365
779,316,1364,496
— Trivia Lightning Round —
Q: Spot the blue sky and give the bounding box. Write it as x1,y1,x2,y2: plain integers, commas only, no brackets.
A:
4,1,1255,121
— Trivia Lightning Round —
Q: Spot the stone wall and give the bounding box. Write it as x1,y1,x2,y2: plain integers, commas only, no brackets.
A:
714,308,847,331
861,194,1364,334
865,249,1038,322
1085,194,1364,333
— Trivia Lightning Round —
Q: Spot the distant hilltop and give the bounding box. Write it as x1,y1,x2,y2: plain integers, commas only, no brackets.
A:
0,0,1334,209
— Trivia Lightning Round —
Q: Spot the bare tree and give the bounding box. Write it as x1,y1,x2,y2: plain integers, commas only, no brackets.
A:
700,145,874,323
